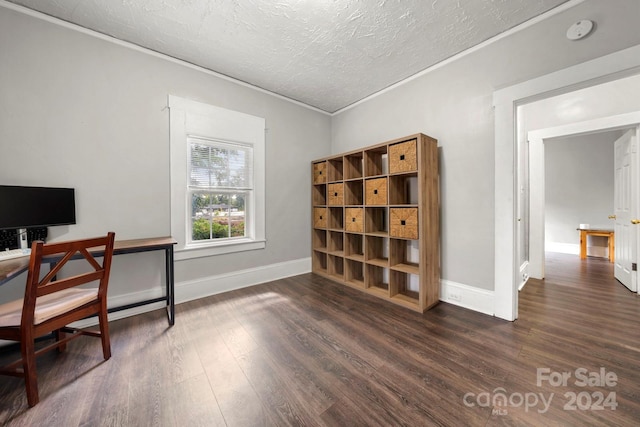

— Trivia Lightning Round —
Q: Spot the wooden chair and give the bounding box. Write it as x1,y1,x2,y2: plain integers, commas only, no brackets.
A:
0,232,116,407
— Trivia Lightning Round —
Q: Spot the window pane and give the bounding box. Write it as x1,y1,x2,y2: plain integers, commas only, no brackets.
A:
190,144,213,187
189,137,253,190
212,147,230,187
230,193,246,237
229,148,252,187
190,144,234,188
190,192,247,241
191,192,212,240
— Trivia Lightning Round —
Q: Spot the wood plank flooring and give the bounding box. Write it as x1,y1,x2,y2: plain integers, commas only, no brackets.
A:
1,252,639,426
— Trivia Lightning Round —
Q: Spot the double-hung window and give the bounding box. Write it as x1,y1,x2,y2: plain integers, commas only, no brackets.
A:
188,137,252,243
169,95,266,260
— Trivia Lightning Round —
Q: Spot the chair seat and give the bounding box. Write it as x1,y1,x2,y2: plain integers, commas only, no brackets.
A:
0,288,98,327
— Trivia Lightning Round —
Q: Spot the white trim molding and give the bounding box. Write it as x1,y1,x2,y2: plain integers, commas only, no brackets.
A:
546,242,610,258
69,257,312,329
440,280,495,316
70,288,166,329
176,257,311,304
519,261,529,291
168,95,267,259
545,242,580,255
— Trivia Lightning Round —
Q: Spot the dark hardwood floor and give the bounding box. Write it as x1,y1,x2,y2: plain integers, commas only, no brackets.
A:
1,252,639,426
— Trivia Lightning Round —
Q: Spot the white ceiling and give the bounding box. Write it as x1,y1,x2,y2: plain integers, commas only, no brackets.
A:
7,0,570,113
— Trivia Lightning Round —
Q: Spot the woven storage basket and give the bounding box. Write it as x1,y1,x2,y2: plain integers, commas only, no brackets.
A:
365,178,387,205
389,140,417,174
389,208,418,239
328,183,344,205
345,208,364,233
313,162,327,184
314,208,328,229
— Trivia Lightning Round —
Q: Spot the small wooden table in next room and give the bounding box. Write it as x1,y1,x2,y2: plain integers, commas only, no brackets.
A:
578,228,614,263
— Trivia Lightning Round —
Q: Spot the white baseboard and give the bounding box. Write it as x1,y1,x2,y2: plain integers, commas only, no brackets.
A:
440,279,495,316
42,259,505,333
546,241,609,258
546,242,580,255
588,247,609,258
177,257,311,304
519,261,529,291
109,264,494,322
0,276,501,346
67,257,312,329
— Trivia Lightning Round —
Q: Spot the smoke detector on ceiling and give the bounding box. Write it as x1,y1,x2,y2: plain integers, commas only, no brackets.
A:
566,20,594,40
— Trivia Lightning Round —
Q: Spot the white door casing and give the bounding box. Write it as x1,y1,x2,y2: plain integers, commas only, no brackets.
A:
494,45,640,321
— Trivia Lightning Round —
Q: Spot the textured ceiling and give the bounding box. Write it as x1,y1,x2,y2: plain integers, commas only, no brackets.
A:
7,0,570,113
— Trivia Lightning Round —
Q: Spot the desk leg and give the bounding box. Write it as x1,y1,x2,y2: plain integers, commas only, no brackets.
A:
165,246,175,326
609,233,615,263
580,230,587,260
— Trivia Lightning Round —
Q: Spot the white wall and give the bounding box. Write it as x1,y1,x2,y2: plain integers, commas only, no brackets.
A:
0,7,331,308
544,132,618,255
331,0,640,293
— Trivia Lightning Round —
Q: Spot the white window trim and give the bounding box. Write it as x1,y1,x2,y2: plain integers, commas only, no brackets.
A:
169,95,266,260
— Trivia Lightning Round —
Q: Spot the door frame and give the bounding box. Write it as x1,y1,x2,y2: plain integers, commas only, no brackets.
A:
528,113,640,281
493,44,640,321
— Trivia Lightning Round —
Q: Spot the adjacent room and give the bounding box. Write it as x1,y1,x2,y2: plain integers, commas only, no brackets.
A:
1,0,640,425
517,74,640,291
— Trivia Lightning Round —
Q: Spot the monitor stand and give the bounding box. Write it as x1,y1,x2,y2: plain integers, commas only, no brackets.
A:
18,228,28,250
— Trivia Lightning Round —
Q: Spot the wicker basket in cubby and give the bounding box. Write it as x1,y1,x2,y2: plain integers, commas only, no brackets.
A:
389,140,417,174
389,208,418,239
365,178,387,205
314,207,328,229
313,161,327,184
345,208,364,233
328,183,344,205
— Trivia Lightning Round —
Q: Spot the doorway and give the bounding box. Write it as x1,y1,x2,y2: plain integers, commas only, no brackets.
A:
493,45,640,321
526,112,640,283
526,118,640,292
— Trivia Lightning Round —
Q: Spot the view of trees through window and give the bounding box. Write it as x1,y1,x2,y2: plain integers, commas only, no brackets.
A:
191,193,245,240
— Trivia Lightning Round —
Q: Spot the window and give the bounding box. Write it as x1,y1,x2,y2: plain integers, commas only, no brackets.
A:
188,137,252,243
169,96,266,260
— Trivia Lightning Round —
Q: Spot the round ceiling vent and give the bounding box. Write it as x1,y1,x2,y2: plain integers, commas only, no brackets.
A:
566,20,594,41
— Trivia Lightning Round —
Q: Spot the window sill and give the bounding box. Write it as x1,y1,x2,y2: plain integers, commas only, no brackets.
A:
175,239,266,261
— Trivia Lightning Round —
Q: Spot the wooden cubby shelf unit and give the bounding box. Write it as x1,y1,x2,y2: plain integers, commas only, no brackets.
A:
310,133,439,313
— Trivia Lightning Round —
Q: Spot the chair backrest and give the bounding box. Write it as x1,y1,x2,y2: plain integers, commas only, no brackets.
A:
21,232,116,325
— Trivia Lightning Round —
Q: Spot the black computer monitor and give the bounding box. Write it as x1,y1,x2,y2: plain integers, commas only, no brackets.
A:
0,185,76,230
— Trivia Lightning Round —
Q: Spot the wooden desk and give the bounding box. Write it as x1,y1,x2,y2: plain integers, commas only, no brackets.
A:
0,236,177,325
578,228,614,263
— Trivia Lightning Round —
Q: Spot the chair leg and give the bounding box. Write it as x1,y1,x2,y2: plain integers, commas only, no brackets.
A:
20,337,39,407
98,304,111,360
54,328,67,353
